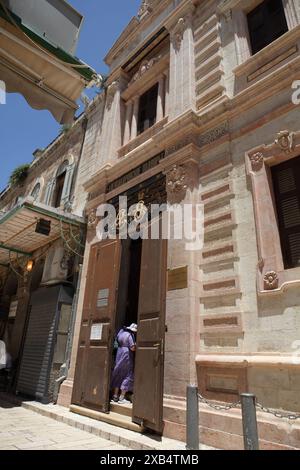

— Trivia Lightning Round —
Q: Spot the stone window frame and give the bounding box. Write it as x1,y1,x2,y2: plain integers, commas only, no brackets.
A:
121,54,170,149
246,129,300,295
227,0,299,65
44,154,75,209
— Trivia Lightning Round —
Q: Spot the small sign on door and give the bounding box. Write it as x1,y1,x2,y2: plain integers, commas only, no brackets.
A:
97,289,109,308
90,323,103,341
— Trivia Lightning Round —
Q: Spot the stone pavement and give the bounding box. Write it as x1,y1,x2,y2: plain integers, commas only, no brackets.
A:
0,398,128,450
0,394,215,450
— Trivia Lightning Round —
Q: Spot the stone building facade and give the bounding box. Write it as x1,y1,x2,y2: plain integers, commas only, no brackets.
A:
0,100,105,401
57,0,300,449
2,0,300,450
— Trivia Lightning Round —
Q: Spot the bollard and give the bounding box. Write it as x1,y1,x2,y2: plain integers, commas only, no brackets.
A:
186,385,199,450
241,393,259,450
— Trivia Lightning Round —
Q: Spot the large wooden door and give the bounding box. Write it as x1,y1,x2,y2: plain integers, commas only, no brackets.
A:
72,239,121,412
133,236,167,432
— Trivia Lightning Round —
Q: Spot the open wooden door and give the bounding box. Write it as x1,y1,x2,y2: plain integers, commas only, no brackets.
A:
133,236,167,433
72,239,121,412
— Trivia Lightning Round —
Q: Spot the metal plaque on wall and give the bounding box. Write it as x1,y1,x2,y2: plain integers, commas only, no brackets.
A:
167,266,188,291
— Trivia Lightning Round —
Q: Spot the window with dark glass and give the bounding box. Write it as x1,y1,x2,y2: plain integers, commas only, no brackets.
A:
247,0,288,55
272,156,300,269
54,172,66,208
53,160,69,208
137,83,158,135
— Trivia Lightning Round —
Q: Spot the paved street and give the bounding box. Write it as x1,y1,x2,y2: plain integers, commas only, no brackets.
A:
0,399,128,450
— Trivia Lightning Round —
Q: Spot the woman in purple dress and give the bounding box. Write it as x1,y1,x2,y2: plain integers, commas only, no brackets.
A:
111,323,137,404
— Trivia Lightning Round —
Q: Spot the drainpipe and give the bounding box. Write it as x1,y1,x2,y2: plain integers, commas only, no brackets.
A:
53,264,83,403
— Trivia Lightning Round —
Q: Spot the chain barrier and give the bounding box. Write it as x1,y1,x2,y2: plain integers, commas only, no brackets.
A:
198,393,300,420
256,403,300,421
198,393,241,411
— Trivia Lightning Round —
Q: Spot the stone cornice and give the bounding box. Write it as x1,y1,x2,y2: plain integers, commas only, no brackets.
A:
164,0,196,33
122,55,169,101
104,0,172,68
217,0,241,13
83,164,112,195
226,56,300,119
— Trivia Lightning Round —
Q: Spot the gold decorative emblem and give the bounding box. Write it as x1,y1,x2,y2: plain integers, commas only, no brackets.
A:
115,208,127,229
132,201,148,223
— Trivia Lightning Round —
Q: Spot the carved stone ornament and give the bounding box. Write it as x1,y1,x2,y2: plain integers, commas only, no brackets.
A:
170,17,188,52
263,271,279,291
106,81,119,110
198,122,229,146
275,130,295,154
249,152,264,171
129,55,162,85
165,164,191,204
138,0,153,19
87,209,98,228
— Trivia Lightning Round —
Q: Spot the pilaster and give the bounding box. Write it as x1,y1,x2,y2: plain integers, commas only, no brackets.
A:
166,4,196,120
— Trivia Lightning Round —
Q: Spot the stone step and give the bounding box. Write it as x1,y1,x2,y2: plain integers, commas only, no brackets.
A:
110,401,132,418
70,404,142,433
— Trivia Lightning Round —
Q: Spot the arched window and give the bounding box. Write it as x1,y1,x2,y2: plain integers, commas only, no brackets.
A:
44,158,75,209
31,183,41,202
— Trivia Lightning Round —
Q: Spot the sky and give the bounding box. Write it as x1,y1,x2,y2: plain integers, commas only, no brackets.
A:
0,0,141,191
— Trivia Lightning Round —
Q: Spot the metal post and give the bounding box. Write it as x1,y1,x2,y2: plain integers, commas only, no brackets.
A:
241,393,259,450
186,385,199,450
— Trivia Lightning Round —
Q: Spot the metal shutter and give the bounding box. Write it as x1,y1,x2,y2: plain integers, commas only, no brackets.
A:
17,286,60,402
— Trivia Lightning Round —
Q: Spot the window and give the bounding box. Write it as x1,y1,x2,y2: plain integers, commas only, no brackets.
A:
54,173,66,208
272,156,300,269
53,160,68,208
31,183,41,202
247,0,288,55
137,83,159,135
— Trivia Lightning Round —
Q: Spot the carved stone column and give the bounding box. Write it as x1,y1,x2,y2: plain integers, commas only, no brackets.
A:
131,96,140,139
98,76,126,166
283,0,300,29
232,9,252,64
164,70,170,116
156,74,165,122
167,8,196,119
123,100,133,145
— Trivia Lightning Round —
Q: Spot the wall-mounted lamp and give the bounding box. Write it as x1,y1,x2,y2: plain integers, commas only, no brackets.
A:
26,260,34,272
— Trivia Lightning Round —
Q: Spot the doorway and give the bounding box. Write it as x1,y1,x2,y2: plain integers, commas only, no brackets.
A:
115,238,142,333
72,235,167,433
111,238,142,410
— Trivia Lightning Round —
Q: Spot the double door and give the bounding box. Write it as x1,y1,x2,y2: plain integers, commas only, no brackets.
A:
72,237,167,433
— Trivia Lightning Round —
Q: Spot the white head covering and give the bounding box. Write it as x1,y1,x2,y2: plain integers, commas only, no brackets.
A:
127,323,137,333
